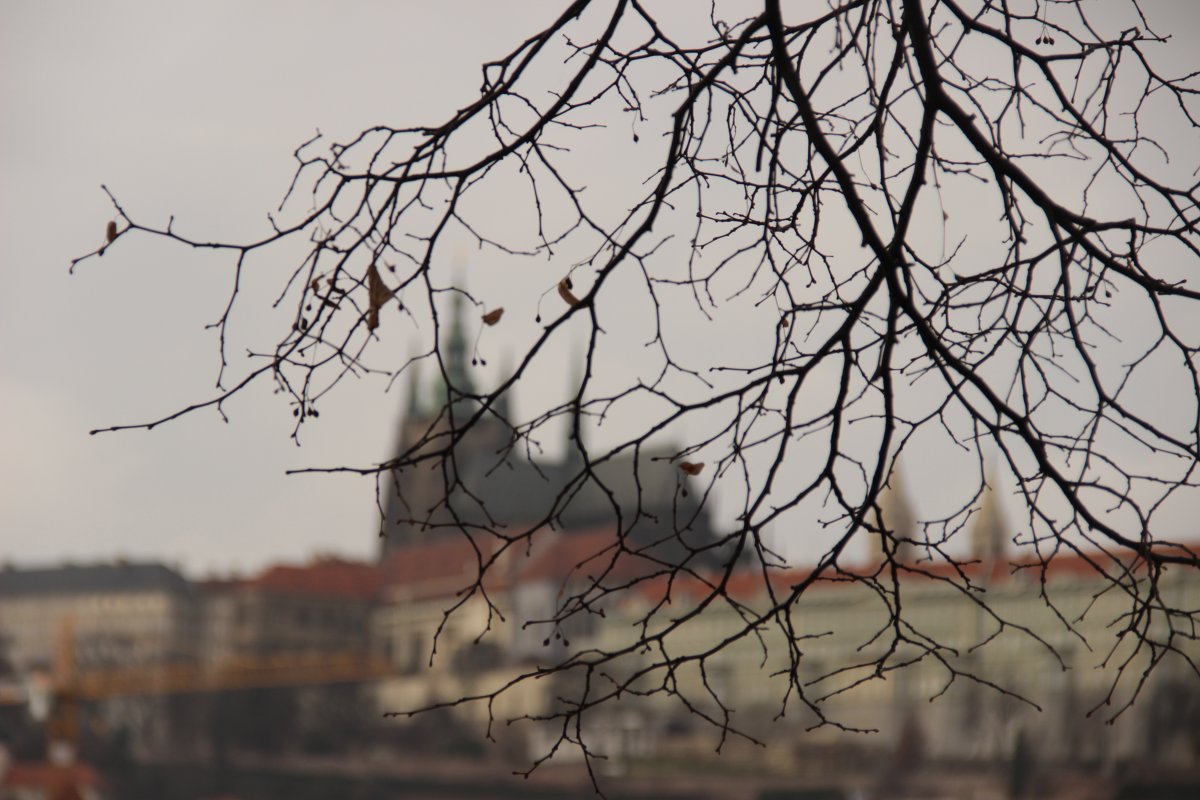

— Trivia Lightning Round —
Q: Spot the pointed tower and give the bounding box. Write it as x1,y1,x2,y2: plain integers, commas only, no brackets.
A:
969,476,1008,565
377,293,477,562
879,462,919,563
869,461,919,565
379,359,436,561
443,291,475,409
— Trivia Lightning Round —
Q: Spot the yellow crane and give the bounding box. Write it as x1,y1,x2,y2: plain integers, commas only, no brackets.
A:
11,617,392,749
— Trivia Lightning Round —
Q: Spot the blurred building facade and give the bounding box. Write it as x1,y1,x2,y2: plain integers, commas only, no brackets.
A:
0,520,1195,788
582,494,1200,773
0,562,200,673
200,557,380,664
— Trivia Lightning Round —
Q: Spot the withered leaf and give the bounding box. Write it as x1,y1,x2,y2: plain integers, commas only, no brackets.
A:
366,264,395,332
105,221,118,243
482,308,504,326
558,278,580,307
678,461,705,476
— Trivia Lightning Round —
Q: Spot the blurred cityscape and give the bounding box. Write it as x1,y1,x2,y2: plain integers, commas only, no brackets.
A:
3,302,1197,800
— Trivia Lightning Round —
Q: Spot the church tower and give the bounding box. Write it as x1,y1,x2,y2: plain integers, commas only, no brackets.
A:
377,291,510,561
969,474,1008,566
879,462,919,563
869,461,920,565
379,292,476,560
441,290,475,419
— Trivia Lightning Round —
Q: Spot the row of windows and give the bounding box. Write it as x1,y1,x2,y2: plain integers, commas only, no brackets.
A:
231,601,362,629
1,594,175,617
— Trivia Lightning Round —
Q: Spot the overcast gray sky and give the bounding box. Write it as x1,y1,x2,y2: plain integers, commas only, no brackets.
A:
1,1,577,573
3,1,1198,576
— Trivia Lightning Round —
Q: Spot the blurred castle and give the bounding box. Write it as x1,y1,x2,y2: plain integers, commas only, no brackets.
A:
377,291,719,567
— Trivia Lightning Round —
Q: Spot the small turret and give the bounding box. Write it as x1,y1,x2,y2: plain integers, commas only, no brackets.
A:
969,476,1008,565
879,463,919,563
869,461,920,565
443,291,474,404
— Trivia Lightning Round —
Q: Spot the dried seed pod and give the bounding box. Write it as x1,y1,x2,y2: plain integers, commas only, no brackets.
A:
366,264,395,331
482,308,504,326
678,461,705,476
106,221,118,243
558,278,580,307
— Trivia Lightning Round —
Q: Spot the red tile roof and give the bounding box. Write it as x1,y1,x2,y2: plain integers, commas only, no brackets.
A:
247,557,382,601
378,527,662,601
380,534,511,601
297,534,1197,608
618,544,1199,608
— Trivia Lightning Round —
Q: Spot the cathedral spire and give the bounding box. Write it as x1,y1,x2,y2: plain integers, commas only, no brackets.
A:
970,471,1008,565
879,461,918,561
443,290,474,400
869,460,920,565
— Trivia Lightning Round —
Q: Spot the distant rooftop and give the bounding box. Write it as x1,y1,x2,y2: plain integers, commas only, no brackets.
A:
0,561,193,598
249,557,382,601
